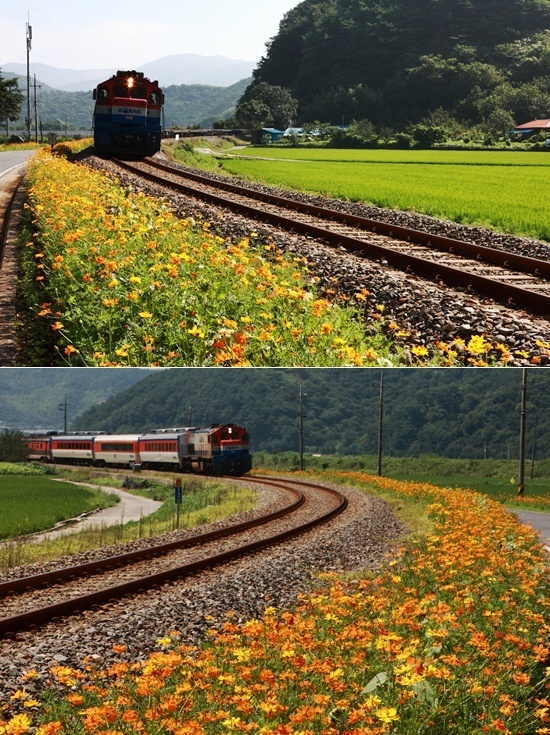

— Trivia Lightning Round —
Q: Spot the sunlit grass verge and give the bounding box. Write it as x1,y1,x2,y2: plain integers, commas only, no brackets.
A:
220,150,550,243
6,471,548,735
254,453,550,511
0,142,43,152
0,474,257,570
20,150,403,366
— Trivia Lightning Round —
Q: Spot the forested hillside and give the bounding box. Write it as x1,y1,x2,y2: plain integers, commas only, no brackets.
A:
0,369,149,429
73,369,549,460
249,0,550,129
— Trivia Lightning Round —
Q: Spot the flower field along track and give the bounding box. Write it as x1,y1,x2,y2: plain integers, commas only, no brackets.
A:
113,157,550,316
0,476,347,638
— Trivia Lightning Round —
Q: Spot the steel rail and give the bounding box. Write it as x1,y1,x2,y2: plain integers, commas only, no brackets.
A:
0,480,304,598
114,158,550,315
148,160,550,279
0,477,347,638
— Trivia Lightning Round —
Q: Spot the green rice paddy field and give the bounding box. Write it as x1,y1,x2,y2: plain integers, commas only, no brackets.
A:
0,476,117,539
220,148,550,243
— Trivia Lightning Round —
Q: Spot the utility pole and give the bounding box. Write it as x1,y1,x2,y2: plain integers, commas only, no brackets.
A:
298,381,306,471
58,395,68,434
290,381,306,471
26,18,32,141
377,371,384,476
33,75,41,143
517,368,527,497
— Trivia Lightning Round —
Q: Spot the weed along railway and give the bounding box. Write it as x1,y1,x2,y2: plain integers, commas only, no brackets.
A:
0,477,348,638
111,157,550,316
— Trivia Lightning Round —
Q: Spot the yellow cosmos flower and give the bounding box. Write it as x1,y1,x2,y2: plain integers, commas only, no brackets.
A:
411,345,428,357
188,325,205,338
375,706,400,723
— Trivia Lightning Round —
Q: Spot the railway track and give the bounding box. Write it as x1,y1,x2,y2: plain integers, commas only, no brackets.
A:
112,157,550,316
0,476,347,638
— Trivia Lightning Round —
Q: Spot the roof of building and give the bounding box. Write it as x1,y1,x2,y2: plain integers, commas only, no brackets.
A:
514,119,550,130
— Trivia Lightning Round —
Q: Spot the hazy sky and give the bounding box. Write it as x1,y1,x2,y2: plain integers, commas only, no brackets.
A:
0,0,302,68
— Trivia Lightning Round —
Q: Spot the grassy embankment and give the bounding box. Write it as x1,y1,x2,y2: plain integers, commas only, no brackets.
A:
3,470,548,735
0,464,256,569
255,453,550,511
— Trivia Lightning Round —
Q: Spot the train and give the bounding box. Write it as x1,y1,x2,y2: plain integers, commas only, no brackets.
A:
92,70,164,157
24,424,252,476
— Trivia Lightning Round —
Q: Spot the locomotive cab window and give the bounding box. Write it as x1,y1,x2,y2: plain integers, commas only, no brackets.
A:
114,85,128,97
133,87,147,99
97,87,109,102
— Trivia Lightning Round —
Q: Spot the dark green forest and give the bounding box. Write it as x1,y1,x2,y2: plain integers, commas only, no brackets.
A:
65,369,550,461
246,0,550,131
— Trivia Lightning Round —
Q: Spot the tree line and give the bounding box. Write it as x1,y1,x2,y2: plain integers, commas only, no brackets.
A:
71,369,550,462
227,0,550,144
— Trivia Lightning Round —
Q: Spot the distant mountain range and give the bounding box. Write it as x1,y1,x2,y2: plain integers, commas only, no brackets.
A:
2,55,254,129
1,53,257,91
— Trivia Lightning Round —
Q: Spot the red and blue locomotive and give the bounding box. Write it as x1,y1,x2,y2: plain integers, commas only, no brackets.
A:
24,424,252,476
93,70,164,157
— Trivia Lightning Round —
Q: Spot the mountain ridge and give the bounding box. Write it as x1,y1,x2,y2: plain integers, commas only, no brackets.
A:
1,53,257,91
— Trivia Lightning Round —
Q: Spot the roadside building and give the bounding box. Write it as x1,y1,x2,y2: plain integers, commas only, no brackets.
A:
512,119,550,138
253,127,284,144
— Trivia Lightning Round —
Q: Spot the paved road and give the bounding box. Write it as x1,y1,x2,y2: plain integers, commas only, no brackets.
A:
514,509,550,551
28,482,164,542
0,150,37,179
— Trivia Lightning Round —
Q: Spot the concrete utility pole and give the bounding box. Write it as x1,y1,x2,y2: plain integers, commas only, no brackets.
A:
26,18,32,141
58,395,68,434
377,371,384,476
517,368,527,497
33,74,41,143
298,382,306,471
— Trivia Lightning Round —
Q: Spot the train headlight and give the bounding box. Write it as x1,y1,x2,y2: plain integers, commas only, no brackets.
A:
128,78,134,89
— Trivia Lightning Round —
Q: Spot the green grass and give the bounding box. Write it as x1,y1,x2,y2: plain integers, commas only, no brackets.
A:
230,147,550,166
0,470,258,569
0,475,118,539
218,148,550,242
254,453,550,511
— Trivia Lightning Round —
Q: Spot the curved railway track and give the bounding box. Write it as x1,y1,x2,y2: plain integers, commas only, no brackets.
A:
112,157,550,316
0,476,347,638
